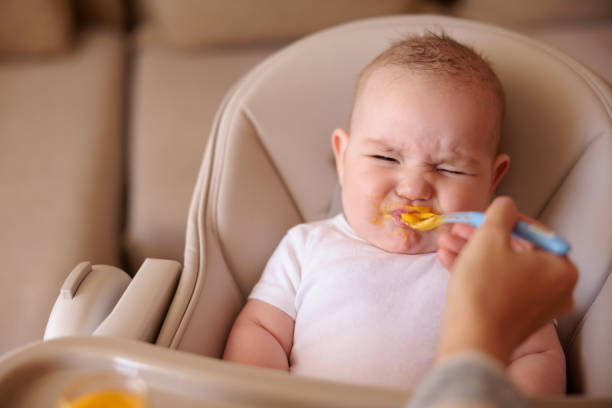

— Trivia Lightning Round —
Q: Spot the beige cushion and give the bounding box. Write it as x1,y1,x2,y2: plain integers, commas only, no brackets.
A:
76,0,125,27
157,16,612,396
125,44,278,272
136,0,422,48
453,0,612,27
567,271,612,395
0,29,124,354
0,0,73,56
522,21,612,84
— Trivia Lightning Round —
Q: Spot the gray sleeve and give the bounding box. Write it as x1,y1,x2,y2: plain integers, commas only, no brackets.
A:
406,351,527,408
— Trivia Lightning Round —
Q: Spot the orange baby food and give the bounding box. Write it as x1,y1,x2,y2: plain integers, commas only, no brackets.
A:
399,206,443,232
60,390,145,408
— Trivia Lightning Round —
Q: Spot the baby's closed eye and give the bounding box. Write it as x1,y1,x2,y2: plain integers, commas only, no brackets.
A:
371,154,399,163
436,167,474,176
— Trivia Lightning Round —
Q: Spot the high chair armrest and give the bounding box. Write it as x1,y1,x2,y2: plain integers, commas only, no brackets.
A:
45,262,131,339
93,258,181,342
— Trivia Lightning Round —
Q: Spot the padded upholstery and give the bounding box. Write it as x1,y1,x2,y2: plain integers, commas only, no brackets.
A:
0,29,124,354
154,16,611,395
522,22,612,84
126,45,277,272
0,0,73,56
136,0,421,48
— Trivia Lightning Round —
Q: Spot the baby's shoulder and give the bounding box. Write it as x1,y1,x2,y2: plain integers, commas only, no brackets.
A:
285,215,346,248
286,215,339,237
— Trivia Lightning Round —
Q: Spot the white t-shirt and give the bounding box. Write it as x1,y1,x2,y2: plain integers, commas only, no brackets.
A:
249,214,449,389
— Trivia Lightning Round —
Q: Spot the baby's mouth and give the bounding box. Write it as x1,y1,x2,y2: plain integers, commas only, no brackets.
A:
388,206,441,232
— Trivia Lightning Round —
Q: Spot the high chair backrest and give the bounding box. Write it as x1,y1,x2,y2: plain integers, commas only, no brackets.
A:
154,16,612,395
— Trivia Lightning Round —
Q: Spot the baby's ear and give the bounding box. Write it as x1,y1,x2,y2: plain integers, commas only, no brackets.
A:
490,153,510,194
331,128,350,185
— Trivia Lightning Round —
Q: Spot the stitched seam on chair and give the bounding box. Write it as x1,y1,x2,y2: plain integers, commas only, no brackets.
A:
209,109,252,299
535,131,606,220
241,108,306,223
207,101,253,299
200,56,304,299
170,88,243,348
174,90,261,352
565,266,612,360
535,131,609,351
219,108,303,298
168,114,216,348
209,106,305,300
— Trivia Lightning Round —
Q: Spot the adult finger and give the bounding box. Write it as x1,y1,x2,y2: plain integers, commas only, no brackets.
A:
450,223,476,240
510,236,535,253
438,231,466,255
437,247,455,271
483,196,519,234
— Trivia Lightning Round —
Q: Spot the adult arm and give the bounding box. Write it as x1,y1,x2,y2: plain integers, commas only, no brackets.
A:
408,197,577,407
436,197,576,363
407,351,527,408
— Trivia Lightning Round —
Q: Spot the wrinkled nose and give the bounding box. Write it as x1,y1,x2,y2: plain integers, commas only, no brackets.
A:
395,171,432,201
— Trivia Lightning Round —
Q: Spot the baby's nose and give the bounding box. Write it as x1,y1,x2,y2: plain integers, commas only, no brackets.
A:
395,172,433,201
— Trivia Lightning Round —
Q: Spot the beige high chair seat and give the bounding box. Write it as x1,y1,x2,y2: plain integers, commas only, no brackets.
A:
43,15,611,397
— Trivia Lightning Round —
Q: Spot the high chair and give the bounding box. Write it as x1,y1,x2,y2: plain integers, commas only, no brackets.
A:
7,15,610,403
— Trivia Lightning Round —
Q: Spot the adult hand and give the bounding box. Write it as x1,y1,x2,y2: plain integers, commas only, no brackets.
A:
437,196,578,365
437,209,536,271
437,222,476,271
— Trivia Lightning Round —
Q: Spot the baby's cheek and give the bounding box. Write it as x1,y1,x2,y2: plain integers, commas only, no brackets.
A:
359,180,387,200
443,184,490,212
355,167,392,194
468,191,493,211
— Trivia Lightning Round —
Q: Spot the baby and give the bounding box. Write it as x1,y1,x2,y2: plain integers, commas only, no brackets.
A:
223,33,566,395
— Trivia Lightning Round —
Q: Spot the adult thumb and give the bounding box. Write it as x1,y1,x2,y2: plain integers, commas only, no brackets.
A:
483,196,519,234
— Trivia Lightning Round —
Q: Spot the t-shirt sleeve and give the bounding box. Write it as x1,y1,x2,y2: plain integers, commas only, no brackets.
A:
248,227,304,320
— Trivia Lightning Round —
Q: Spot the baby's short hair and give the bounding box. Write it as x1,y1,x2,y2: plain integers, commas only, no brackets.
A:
352,32,505,136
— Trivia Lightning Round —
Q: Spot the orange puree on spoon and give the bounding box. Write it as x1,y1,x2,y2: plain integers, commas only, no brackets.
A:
399,206,443,232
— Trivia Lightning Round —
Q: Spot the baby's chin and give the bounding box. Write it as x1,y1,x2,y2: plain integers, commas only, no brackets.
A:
389,245,438,255
370,231,439,255
379,242,438,255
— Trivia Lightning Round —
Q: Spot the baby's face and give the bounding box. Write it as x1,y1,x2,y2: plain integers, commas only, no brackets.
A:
333,67,509,254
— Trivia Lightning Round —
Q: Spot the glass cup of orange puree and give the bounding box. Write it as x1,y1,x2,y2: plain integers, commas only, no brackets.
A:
58,372,147,408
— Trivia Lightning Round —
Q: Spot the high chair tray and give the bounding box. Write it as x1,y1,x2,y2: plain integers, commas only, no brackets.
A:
0,337,608,407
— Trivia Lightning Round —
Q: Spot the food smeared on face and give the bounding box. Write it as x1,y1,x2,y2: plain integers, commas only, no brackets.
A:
363,199,446,252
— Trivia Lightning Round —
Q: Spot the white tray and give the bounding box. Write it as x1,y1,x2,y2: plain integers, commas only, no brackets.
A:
0,337,409,408
0,337,609,407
